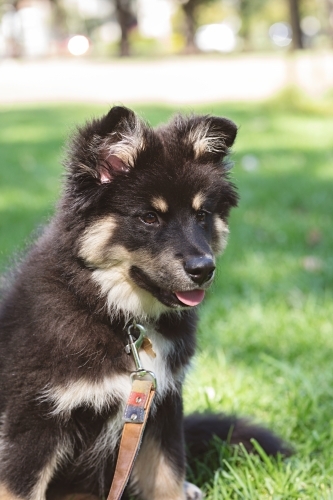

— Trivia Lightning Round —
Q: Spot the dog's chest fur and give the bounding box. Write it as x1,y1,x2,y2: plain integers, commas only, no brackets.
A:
47,326,179,414
44,324,181,465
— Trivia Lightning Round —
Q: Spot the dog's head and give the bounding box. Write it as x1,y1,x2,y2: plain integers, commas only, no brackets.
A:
65,106,238,320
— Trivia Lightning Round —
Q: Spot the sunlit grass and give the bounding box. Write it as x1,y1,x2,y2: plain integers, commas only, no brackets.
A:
1,93,333,498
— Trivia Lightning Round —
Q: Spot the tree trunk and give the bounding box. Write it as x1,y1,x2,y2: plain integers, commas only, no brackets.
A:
182,1,199,54
49,0,68,39
2,1,20,57
115,0,135,57
288,0,303,49
325,0,333,44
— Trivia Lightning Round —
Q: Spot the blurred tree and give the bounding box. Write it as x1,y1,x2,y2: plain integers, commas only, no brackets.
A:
236,0,268,50
0,0,21,57
113,0,137,56
325,0,333,41
49,0,69,39
288,0,304,48
176,0,219,53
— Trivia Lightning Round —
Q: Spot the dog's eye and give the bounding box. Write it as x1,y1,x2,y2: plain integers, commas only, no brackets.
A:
196,210,208,222
141,212,159,225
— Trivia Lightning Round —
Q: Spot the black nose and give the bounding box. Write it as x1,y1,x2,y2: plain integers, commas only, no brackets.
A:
184,256,215,286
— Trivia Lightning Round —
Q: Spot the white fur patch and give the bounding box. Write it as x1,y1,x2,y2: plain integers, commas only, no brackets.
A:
184,482,204,500
213,215,229,254
43,375,132,417
92,264,169,322
138,326,179,404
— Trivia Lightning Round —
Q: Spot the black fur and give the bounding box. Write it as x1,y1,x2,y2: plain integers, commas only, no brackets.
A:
0,106,289,500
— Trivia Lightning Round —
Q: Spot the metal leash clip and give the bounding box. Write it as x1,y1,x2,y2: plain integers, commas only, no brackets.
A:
125,323,157,389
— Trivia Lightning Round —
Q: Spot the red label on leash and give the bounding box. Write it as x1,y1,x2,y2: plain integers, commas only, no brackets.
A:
127,391,148,407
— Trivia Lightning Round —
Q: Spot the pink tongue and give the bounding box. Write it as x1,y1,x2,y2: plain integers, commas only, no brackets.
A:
175,290,205,306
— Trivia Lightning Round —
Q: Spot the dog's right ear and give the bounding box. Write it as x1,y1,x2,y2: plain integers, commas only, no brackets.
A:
66,106,148,184
173,114,237,164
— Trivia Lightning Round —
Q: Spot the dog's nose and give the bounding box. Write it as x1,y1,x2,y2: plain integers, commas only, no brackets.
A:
184,256,215,286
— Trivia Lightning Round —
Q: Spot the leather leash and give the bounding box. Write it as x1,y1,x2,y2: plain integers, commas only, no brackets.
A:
107,324,156,500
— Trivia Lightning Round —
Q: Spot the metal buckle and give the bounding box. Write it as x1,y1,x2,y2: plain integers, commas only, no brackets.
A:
125,323,157,389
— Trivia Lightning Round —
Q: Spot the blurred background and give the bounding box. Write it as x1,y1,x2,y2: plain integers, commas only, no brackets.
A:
0,0,332,103
1,0,333,57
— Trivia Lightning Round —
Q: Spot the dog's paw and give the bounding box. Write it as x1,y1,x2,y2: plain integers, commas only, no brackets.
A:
184,481,204,500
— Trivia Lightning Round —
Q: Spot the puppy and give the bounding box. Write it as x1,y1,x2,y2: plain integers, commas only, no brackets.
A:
0,106,289,500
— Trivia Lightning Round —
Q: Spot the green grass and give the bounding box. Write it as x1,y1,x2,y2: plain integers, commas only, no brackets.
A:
1,92,333,498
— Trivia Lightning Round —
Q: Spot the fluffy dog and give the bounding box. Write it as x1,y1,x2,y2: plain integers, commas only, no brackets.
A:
0,106,289,500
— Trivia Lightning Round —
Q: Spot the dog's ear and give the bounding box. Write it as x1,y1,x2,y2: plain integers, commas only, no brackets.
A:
67,106,147,184
175,115,237,162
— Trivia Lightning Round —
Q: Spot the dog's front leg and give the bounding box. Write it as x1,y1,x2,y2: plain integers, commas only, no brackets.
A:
131,432,185,500
0,412,65,500
129,392,202,500
130,439,203,500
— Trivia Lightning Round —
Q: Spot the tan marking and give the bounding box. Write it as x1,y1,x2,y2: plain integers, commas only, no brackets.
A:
78,217,117,266
29,445,70,500
0,456,72,499
151,196,168,213
0,484,22,500
192,192,205,211
131,435,185,499
212,215,229,254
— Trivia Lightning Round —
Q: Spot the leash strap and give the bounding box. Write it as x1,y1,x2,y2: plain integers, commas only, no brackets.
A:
107,379,155,500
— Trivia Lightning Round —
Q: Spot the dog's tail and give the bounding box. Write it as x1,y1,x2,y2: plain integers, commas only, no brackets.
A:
184,413,293,462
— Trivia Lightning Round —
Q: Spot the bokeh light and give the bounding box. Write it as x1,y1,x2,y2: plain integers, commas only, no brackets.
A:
195,24,236,53
67,35,90,56
269,22,292,47
301,16,321,37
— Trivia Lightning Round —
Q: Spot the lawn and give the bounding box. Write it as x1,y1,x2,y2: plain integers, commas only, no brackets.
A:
1,93,333,498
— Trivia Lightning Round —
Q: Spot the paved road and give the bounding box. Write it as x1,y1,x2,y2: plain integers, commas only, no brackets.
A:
0,52,332,105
